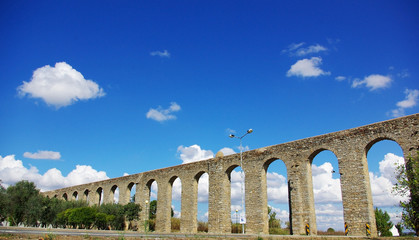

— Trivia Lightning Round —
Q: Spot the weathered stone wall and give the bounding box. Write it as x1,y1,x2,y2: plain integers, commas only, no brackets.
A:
43,113,419,237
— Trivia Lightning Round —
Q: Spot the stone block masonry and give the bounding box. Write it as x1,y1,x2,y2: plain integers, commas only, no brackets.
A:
43,113,419,237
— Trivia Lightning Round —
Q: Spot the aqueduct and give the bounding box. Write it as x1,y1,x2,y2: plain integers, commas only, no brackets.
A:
43,113,419,237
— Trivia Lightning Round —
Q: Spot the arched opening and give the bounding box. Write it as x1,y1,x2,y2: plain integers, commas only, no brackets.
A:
62,193,68,201
170,177,182,232
96,187,103,205
196,172,209,232
264,159,290,235
72,191,78,201
311,150,344,234
146,179,158,232
128,182,136,203
227,165,245,233
84,189,89,204
366,139,404,232
110,185,119,204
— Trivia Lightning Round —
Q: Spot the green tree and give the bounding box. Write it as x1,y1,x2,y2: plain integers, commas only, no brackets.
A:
124,202,141,221
68,207,97,229
268,206,282,234
95,212,114,230
395,223,403,236
375,208,393,236
0,181,9,221
6,180,42,226
40,196,87,228
393,151,419,236
97,203,125,230
149,200,157,219
268,206,281,228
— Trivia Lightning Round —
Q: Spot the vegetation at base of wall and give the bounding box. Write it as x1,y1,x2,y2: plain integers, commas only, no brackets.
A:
197,221,208,232
317,230,345,235
171,217,180,232
147,219,156,232
266,206,290,235
0,180,141,231
375,207,393,236
393,151,419,236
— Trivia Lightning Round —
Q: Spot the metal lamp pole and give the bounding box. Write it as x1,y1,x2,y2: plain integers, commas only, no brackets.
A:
145,200,149,233
229,129,253,234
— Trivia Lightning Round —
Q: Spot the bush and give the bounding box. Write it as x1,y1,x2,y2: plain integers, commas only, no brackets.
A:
197,221,208,232
171,217,180,232
68,207,97,229
148,219,155,232
317,230,345,235
269,227,290,235
231,223,241,233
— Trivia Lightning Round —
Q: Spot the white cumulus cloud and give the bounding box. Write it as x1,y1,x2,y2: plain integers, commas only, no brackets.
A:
177,144,214,164
17,62,105,108
0,155,109,191
390,89,419,117
287,57,330,78
369,153,407,208
312,162,342,203
150,50,170,58
146,102,181,122
23,150,61,160
351,74,392,91
218,147,236,156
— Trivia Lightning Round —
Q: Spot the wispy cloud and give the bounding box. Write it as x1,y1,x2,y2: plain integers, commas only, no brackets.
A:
146,102,181,122
351,74,392,91
335,76,346,81
287,57,330,78
150,50,170,58
17,62,105,109
283,43,327,56
390,89,419,117
295,44,327,56
23,150,61,160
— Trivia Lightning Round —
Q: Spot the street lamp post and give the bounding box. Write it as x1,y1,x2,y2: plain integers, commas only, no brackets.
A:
235,209,239,233
145,200,149,233
229,129,253,234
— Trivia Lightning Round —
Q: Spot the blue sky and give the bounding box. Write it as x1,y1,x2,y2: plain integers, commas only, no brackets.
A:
0,0,418,231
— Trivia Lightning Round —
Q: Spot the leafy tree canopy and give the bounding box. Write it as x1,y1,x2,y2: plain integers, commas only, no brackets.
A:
393,151,419,235
375,208,393,236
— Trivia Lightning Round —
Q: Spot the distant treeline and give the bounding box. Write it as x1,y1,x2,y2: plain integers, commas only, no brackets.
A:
0,180,141,230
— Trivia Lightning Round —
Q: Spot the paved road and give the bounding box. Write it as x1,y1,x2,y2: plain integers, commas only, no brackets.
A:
0,227,259,239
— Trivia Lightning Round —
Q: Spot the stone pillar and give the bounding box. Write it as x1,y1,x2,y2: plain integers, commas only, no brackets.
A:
208,162,231,233
118,184,130,206
156,180,172,233
244,163,268,234
137,181,150,233
339,148,377,236
287,163,305,235
89,189,99,206
180,176,198,233
300,158,317,235
102,186,113,204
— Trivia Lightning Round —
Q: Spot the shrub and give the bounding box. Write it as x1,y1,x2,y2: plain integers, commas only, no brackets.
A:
171,217,180,232
197,221,208,232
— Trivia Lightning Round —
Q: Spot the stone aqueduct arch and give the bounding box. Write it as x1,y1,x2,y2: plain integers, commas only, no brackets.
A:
43,114,419,236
